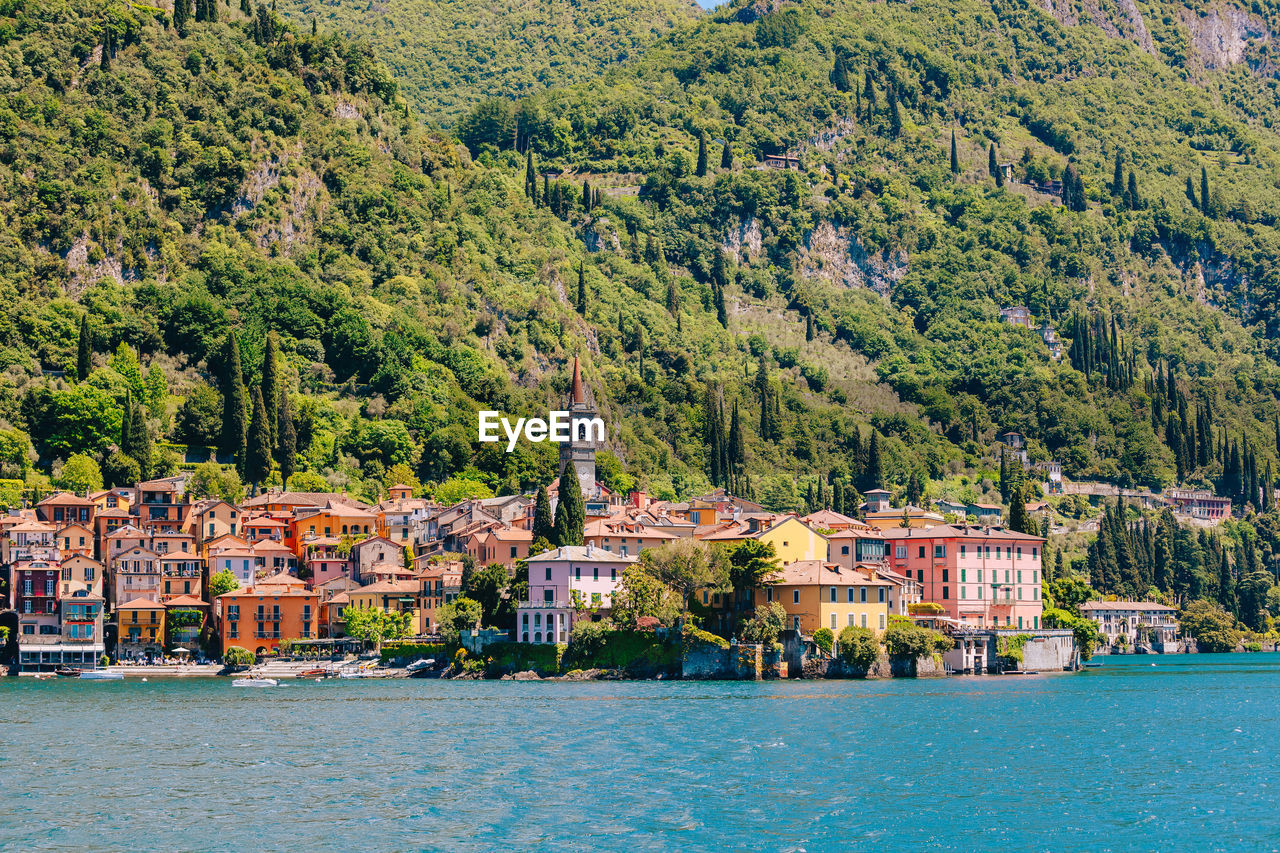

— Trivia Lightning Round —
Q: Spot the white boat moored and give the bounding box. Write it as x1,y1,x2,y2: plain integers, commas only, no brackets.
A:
232,677,278,687
79,671,124,681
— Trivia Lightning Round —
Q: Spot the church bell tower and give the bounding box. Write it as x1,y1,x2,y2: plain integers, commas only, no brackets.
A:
559,357,598,499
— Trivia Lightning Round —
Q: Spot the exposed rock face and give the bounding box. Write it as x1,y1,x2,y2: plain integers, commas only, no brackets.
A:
1185,3,1271,69
722,216,762,260
798,221,908,297
1041,0,1270,69
733,0,790,24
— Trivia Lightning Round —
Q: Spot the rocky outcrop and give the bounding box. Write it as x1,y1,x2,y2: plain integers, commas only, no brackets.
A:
733,0,791,24
1039,0,1155,55
722,216,762,259
798,221,907,297
1184,3,1271,70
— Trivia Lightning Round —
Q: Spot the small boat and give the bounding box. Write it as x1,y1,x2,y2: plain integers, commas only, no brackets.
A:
298,668,329,678
1083,662,1104,668
232,677,278,687
55,667,82,677
79,671,124,681
406,658,435,673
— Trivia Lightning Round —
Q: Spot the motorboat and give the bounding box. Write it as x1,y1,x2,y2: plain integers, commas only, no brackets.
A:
406,658,435,673
232,677,278,687
79,670,124,681
298,668,330,678
55,667,82,677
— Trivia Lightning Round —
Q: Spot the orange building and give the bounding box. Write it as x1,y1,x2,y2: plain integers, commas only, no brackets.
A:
216,577,318,657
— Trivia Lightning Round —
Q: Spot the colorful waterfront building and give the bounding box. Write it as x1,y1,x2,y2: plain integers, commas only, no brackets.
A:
697,514,827,566
116,597,166,660
756,560,893,635
216,577,317,656
518,545,636,643
880,525,1045,629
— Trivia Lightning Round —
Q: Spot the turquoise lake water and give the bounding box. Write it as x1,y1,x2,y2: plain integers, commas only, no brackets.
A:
3,653,1278,851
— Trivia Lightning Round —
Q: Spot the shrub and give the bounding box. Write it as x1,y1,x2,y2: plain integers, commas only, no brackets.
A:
223,646,254,666
838,625,881,671
682,624,729,650
813,626,834,654
883,621,953,658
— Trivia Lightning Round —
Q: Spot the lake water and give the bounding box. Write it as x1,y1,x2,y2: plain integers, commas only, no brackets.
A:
3,654,1278,851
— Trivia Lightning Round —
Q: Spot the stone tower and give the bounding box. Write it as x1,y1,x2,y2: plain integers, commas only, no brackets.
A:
559,357,598,499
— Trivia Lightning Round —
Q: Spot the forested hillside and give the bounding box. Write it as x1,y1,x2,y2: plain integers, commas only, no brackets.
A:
270,0,703,124
8,0,1280,536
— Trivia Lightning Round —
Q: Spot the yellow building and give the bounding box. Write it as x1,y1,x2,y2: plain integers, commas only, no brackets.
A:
699,514,828,566
345,580,423,634
116,597,166,660
757,560,892,636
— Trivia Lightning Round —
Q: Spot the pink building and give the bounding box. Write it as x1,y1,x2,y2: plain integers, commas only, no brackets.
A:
880,525,1045,630
518,545,636,644
303,539,353,587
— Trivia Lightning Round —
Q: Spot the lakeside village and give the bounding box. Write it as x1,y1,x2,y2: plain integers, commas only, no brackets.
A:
1,360,1260,682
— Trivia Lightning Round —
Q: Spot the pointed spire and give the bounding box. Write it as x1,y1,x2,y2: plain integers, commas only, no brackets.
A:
570,356,585,405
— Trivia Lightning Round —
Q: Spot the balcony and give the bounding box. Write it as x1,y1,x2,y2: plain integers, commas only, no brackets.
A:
518,600,571,610
990,593,1015,606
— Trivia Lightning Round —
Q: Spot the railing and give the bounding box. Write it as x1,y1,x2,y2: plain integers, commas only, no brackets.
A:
517,600,571,609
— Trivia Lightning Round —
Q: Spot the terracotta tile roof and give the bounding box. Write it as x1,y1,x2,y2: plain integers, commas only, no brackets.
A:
354,580,420,594
117,596,164,610
38,491,96,507
770,560,892,587
1079,601,1175,612
163,595,208,607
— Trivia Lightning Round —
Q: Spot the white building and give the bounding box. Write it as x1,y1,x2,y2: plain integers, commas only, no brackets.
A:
1079,601,1178,650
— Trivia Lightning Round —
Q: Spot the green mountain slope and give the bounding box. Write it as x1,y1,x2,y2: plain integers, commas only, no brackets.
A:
271,0,703,124
6,0,1280,527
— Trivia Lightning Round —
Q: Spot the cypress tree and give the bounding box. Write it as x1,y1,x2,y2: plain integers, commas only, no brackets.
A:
582,179,591,212
174,0,190,34
988,143,999,184
100,31,112,72
120,390,134,452
887,86,901,138
1127,170,1139,210
129,395,152,478
1008,484,1034,535
311,16,317,36
805,312,814,342
277,390,296,488
696,130,708,177
1112,152,1124,198
864,431,883,491
755,356,770,440
721,141,733,170
832,55,851,92
76,313,92,381
261,331,281,449
949,130,959,174
241,0,251,14
1186,175,1198,208
727,400,744,494
576,262,586,314
552,473,585,547
533,485,554,543
246,385,272,488
524,149,537,201
220,330,248,466
863,67,876,117
1200,166,1210,215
